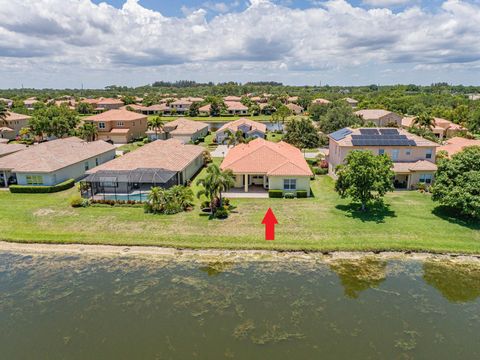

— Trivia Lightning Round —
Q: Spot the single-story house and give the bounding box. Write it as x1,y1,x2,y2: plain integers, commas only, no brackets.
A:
0,98,13,107
225,101,248,115
223,96,242,102
286,103,304,115
355,109,403,127
84,109,148,144
0,137,115,188
0,112,31,140
0,144,27,158
82,138,204,199
312,98,331,105
23,98,38,110
215,118,267,144
221,138,313,196
438,137,480,157
402,116,467,140
146,118,208,143
343,98,358,108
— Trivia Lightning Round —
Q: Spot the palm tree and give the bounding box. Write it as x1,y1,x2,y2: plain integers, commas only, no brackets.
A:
0,104,7,127
196,164,235,213
412,113,435,131
147,187,166,214
225,129,246,146
79,122,98,142
148,116,165,140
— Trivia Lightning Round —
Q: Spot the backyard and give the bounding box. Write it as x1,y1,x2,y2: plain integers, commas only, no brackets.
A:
0,173,479,253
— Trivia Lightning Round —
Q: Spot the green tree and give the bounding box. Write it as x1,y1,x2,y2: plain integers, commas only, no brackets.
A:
335,151,394,211
225,129,246,146
283,118,320,149
76,102,94,115
78,122,98,142
0,103,7,124
431,146,480,219
122,95,136,105
30,105,79,139
272,104,292,129
308,103,330,122
318,103,363,133
147,116,165,139
412,113,435,131
188,102,200,117
196,164,235,213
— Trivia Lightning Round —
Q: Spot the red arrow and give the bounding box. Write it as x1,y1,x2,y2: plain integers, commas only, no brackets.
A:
261,208,278,241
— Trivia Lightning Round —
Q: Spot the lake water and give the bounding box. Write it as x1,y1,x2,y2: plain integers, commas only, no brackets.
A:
206,121,283,132
1,252,479,359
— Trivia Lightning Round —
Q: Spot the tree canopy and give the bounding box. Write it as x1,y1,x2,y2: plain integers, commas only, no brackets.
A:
431,146,480,219
335,151,394,211
283,117,320,149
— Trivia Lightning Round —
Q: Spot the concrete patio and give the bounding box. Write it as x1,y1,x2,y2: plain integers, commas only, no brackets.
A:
223,186,269,198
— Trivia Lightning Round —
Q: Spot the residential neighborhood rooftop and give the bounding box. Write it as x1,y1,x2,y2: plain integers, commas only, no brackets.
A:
0,144,27,157
221,138,312,176
84,109,147,122
355,109,394,119
438,137,480,156
0,137,115,173
161,118,208,135
217,118,267,134
87,138,204,173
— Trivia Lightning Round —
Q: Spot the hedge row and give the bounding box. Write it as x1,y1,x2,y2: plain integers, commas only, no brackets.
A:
9,179,75,193
268,189,309,198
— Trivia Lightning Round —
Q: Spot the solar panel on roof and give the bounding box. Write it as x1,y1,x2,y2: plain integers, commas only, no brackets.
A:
359,128,379,135
330,128,353,141
379,129,399,135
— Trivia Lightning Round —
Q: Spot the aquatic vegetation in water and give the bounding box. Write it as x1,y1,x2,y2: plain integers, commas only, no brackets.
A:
199,261,235,276
233,319,255,339
423,260,480,303
394,330,419,351
250,322,305,345
329,258,387,299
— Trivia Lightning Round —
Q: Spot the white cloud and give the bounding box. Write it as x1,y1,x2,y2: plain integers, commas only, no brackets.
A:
362,0,414,7
0,0,479,87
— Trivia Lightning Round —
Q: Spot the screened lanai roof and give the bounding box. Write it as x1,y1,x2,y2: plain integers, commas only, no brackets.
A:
83,168,177,184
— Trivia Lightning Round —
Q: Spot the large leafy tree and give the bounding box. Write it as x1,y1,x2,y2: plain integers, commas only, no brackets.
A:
76,102,94,115
431,146,480,219
283,117,320,149
188,102,200,117
272,104,292,130
29,105,79,139
196,164,235,212
318,103,363,133
308,103,331,122
335,151,394,211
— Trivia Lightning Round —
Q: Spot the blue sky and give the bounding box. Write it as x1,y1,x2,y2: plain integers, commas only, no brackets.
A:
0,0,479,88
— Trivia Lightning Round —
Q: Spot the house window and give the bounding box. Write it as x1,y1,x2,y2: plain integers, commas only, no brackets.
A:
84,162,89,171
26,175,43,185
405,149,411,156
95,158,99,166
117,121,124,127
283,179,297,190
391,149,399,161
98,122,106,129
378,149,385,155
419,174,433,184
426,149,433,159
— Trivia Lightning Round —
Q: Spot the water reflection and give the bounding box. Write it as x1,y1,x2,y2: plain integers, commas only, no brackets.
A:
423,260,480,303
330,258,387,299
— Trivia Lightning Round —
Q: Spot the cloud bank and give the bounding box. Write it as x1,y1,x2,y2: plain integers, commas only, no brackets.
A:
0,0,479,87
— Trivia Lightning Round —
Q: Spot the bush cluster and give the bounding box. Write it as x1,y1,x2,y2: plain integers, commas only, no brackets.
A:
10,179,75,193
268,190,283,198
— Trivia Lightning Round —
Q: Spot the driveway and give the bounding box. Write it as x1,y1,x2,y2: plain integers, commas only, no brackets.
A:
210,145,231,158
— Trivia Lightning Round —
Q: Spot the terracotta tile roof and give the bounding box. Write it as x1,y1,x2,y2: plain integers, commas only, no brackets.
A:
225,101,248,111
199,104,211,112
438,137,480,156
402,116,467,131
171,99,192,106
121,104,147,111
88,138,203,173
355,109,393,119
97,98,124,105
224,96,242,102
344,97,358,104
0,144,27,157
330,127,439,147
217,118,267,134
84,109,147,122
146,104,169,111
0,137,115,172
221,138,312,176
0,127,14,132
393,160,437,173
5,112,31,122
312,98,331,105
286,103,303,113
163,118,208,135
81,98,100,105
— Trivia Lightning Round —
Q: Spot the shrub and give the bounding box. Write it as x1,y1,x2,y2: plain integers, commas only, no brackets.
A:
10,179,75,193
306,158,318,166
214,207,229,219
268,190,283,198
284,192,296,199
314,167,328,175
69,194,84,207
296,190,308,198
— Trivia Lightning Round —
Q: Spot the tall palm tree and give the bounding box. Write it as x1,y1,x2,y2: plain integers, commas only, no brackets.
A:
79,122,98,142
196,164,235,212
148,116,165,140
412,113,435,131
0,104,7,127
225,129,246,146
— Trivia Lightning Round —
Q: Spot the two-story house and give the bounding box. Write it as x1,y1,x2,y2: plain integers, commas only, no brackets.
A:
328,128,439,189
84,109,148,144
0,112,31,140
170,99,192,114
355,109,403,127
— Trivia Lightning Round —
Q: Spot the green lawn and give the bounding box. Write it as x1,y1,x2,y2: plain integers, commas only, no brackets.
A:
266,132,284,142
0,175,479,253
117,141,145,152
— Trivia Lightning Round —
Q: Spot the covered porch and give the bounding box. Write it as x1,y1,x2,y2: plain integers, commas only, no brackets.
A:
233,173,269,193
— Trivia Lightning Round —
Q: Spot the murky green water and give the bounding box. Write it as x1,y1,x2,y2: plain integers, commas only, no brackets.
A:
1,252,479,359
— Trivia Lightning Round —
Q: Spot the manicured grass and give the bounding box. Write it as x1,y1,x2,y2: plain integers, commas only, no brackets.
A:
117,141,145,152
0,175,479,253
266,132,284,142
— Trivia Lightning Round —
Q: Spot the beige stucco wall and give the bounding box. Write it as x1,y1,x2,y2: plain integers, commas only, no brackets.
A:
268,176,311,196
180,154,204,184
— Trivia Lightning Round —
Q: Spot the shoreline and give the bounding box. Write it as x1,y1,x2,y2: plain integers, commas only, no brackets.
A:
1,241,480,263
